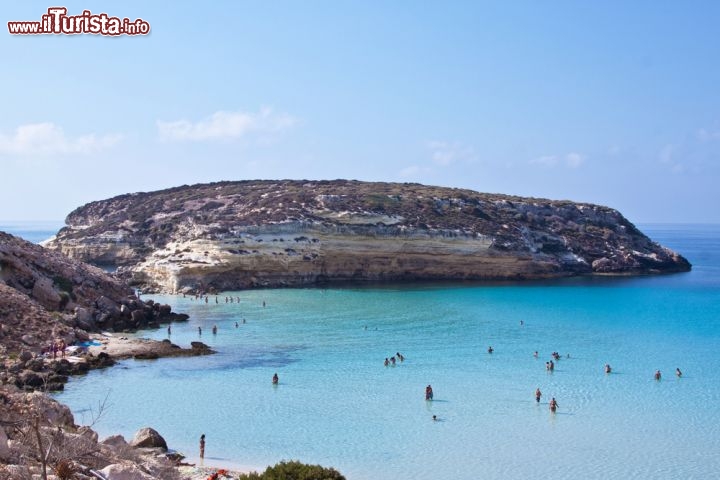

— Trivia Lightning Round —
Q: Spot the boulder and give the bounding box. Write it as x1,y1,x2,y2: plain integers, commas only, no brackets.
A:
131,309,147,325
18,350,33,362
99,463,154,480
0,426,10,461
96,296,120,315
75,307,96,330
130,427,167,451
101,434,128,448
17,370,45,388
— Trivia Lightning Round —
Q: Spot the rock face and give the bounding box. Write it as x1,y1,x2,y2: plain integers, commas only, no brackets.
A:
45,180,691,292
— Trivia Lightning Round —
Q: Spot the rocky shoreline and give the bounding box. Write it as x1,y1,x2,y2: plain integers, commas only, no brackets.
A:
0,231,225,479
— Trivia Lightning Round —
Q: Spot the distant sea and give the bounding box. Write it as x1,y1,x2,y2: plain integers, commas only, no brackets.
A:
4,222,720,479
0,221,63,244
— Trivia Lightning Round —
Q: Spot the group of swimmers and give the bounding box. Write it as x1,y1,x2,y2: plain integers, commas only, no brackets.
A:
384,352,405,366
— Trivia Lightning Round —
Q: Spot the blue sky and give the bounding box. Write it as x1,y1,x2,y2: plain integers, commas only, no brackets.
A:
1,1,719,222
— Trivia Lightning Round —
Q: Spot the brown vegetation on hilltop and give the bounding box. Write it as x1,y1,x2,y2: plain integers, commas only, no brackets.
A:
46,180,691,293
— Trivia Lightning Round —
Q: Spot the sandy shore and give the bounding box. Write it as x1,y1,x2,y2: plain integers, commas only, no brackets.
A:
178,457,264,479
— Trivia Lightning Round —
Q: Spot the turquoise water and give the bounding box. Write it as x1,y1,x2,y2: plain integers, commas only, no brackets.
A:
41,224,720,479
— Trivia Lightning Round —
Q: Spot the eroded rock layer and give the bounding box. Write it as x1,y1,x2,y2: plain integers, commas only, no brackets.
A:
46,180,690,292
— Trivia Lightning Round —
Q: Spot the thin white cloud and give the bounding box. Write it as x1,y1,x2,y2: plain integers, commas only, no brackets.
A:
157,107,297,142
0,123,122,156
530,152,585,169
697,128,720,141
426,141,477,166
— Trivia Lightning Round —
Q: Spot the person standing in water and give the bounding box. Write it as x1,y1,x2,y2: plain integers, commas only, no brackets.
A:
272,373,279,384
535,388,542,403
425,385,434,400
199,434,205,460
549,397,558,413
655,370,662,381
676,368,683,378
605,364,612,374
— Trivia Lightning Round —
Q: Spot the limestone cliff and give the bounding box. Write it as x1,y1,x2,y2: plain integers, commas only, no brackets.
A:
45,180,690,292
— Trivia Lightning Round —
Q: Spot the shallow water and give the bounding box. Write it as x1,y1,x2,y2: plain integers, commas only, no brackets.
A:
50,224,720,479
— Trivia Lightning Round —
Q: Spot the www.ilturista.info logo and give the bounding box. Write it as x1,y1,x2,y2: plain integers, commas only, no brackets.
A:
8,7,150,36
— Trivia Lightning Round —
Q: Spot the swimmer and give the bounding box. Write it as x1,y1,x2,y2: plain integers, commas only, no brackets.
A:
384,358,389,367
488,346,494,354
676,368,682,378
396,352,404,362
535,388,542,403
655,370,662,381
605,364,612,374
533,351,539,358
549,397,558,413
212,325,217,335
432,415,438,421
390,356,396,365
235,322,239,328
272,373,279,384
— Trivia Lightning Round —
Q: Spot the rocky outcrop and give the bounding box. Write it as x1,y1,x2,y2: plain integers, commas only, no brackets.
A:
0,385,184,479
0,232,210,395
45,180,691,292
0,232,190,352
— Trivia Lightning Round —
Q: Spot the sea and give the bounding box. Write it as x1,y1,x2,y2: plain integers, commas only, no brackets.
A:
3,222,719,479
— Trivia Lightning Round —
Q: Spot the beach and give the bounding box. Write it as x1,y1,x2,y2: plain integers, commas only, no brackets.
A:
54,225,720,480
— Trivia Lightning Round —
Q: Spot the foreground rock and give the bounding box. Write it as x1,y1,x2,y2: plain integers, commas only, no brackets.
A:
45,180,690,293
0,384,210,479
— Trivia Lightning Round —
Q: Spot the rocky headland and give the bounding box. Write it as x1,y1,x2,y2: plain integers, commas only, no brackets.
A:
46,180,690,293
0,231,222,479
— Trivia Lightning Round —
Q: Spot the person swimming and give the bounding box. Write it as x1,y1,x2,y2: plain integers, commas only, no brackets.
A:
384,358,390,367
488,346,494,354
605,364,612,374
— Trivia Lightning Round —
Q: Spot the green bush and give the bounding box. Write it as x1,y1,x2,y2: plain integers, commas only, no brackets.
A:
237,460,346,480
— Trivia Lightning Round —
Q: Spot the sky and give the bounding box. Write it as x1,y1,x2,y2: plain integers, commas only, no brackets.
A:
1,1,719,223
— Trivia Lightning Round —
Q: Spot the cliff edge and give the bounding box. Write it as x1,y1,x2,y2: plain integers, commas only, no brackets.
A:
45,180,690,292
